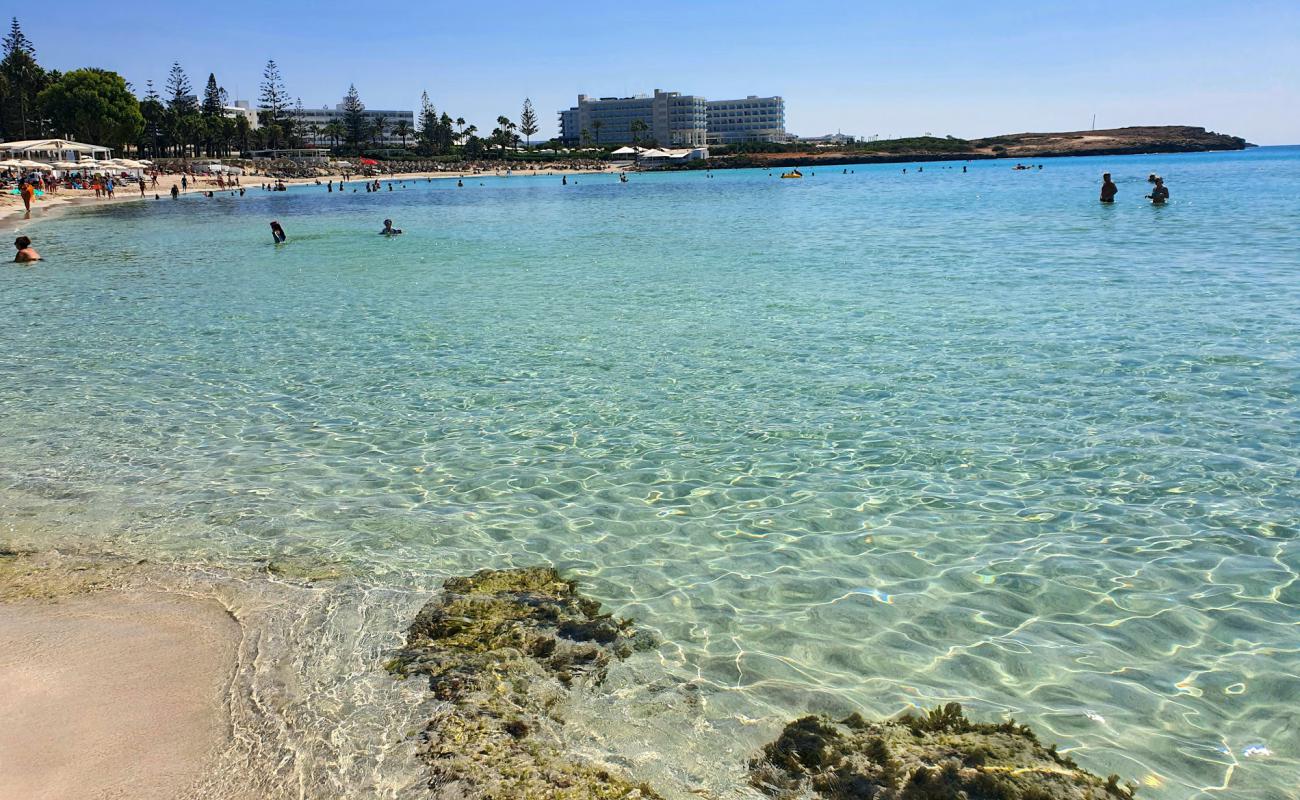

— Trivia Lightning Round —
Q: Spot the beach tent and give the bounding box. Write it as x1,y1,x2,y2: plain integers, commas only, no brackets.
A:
610,146,644,156
0,138,113,162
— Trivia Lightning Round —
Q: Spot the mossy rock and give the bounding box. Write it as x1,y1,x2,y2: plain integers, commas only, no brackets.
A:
751,703,1136,800
390,567,661,800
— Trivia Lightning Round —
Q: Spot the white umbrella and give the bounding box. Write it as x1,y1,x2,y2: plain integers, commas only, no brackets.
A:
0,158,24,168
113,158,146,168
20,160,53,171
51,160,81,169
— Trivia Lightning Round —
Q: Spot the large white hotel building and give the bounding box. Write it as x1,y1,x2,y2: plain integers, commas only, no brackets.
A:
558,90,786,147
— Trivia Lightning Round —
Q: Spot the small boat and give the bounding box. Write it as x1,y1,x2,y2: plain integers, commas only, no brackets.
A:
781,169,803,179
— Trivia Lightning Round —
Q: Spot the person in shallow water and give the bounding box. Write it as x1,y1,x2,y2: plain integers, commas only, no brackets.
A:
1147,176,1170,204
379,219,403,235
270,221,287,243
13,235,40,262
1100,173,1118,203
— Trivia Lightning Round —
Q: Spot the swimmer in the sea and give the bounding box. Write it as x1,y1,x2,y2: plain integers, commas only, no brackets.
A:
13,235,40,263
270,221,287,243
1146,176,1169,205
379,219,403,235
1100,173,1118,203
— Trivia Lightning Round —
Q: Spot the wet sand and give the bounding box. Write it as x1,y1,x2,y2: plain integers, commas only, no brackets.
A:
0,591,240,800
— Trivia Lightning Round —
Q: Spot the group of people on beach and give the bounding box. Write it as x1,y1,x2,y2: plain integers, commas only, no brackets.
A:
1100,172,1170,204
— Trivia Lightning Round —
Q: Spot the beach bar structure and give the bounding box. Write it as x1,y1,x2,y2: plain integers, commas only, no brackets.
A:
0,138,113,163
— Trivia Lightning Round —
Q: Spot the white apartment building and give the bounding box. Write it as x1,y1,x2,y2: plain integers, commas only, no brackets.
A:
706,96,786,144
559,89,785,146
558,90,709,147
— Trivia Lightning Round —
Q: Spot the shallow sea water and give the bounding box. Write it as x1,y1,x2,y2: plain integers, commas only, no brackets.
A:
3,148,1299,798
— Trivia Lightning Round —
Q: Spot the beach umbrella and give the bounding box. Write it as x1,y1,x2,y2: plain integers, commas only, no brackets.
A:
0,158,24,168
51,160,81,169
19,159,52,170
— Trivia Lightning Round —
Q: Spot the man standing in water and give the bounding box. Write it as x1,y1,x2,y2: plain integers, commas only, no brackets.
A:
1147,176,1169,205
1100,173,1118,203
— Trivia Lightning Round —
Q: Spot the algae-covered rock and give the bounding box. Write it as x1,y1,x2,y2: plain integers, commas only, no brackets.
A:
389,566,660,800
750,703,1136,800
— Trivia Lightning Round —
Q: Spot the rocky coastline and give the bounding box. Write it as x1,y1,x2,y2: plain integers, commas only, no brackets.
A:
389,566,1137,800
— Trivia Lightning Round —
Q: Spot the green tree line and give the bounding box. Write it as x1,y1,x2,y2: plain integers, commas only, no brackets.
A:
0,16,548,160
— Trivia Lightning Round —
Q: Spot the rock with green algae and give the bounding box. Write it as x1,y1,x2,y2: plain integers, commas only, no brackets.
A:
750,703,1137,800
388,566,661,800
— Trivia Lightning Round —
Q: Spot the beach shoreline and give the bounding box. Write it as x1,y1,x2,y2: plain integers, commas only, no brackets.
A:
0,546,435,799
1,165,620,232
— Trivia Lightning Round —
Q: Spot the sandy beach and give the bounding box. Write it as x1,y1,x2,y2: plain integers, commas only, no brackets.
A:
0,591,240,800
0,545,434,800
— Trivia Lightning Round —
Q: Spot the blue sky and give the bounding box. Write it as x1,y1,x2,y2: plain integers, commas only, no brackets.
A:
18,1,1300,144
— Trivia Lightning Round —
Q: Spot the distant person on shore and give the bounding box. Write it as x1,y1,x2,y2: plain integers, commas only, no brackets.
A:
1100,173,1118,203
19,180,34,213
13,235,40,262
379,219,403,235
270,221,287,243
181,175,188,190
1147,177,1169,205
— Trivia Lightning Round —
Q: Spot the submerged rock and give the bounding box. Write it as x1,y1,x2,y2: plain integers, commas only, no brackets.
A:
389,566,660,800
750,703,1136,800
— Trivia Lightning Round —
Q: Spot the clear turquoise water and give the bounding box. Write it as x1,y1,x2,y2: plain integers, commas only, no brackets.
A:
3,148,1299,798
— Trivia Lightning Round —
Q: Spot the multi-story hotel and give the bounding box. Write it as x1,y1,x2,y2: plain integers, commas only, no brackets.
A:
705,96,786,145
558,90,785,147
286,105,417,147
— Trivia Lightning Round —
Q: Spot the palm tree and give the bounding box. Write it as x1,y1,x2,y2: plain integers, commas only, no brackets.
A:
371,114,389,146
322,120,345,149
305,122,320,147
455,117,465,137
393,120,412,149
630,119,648,146
591,119,603,146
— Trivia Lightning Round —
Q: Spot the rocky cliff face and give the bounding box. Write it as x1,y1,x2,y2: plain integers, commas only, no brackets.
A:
971,126,1249,157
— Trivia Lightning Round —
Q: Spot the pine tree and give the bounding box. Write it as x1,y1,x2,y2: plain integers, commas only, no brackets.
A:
3,17,35,56
165,62,195,114
139,79,166,157
519,98,538,148
1,17,46,139
258,59,289,148
341,84,366,149
200,73,224,156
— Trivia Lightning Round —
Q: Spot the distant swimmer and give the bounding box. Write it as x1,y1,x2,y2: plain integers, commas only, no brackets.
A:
170,184,179,199
13,235,40,263
562,175,567,185
270,221,287,243
457,179,463,187
379,219,403,235
1100,173,1118,203
1148,173,1159,184
1146,176,1169,205
962,165,967,173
